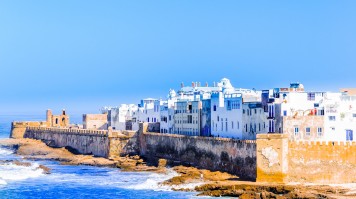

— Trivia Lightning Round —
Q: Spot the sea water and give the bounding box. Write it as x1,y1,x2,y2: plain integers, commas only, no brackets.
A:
0,115,201,199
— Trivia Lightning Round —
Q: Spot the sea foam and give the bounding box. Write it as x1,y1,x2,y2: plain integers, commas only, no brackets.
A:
0,162,45,184
0,148,13,156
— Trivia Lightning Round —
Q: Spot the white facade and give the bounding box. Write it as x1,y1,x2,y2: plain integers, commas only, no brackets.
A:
264,83,356,141
210,91,267,139
132,98,163,131
174,100,202,136
241,103,268,140
323,93,356,141
108,104,138,131
211,92,243,139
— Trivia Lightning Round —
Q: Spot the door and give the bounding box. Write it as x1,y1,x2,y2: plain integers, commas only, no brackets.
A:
346,130,353,141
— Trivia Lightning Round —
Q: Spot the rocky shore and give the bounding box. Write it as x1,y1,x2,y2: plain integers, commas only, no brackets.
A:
1,138,355,198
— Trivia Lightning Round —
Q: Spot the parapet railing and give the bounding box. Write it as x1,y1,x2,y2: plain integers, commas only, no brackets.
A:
26,126,110,137
143,132,257,144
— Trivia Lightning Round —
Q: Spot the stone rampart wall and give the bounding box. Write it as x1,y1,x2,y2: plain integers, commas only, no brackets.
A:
140,131,257,180
288,140,356,183
24,127,110,157
256,134,356,183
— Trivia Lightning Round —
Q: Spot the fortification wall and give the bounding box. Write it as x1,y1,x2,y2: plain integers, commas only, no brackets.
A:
288,141,356,183
139,130,256,180
11,121,47,139
256,134,356,183
108,131,140,158
24,127,110,157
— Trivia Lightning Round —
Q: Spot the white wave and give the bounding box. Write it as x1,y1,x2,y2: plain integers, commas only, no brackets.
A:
171,182,205,190
0,179,7,185
0,162,45,184
0,148,13,156
124,169,180,191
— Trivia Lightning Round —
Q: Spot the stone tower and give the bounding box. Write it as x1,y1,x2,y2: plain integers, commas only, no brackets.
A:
46,109,53,127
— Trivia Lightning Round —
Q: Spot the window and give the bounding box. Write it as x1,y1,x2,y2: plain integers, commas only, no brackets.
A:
269,120,275,133
188,115,192,123
294,127,299,135
217,116,219,121
255,109,257,114
268,104,275,118
169,115,171,121
283,110,287,116
237,121,239,129
318,109,325,116
353,114,356,118
247,110,250,115
307,93,316,101
259,123,261,131
213,105,217,111
225,121,228,131
243,109,245,114
306,127,311,136
346,130,353,141
329,116,336,121
231,121,234,129
227,101,231,110
317,127,323,136
314,103,319,108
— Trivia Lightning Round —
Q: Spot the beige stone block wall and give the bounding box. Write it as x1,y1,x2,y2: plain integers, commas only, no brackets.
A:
256,134,289,183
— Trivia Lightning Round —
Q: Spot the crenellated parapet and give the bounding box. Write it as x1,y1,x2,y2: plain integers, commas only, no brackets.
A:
142,131,257,144
289,140,356,146
26,126,110,137
10,121,48,138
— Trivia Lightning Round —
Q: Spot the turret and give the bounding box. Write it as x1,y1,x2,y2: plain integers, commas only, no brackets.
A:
46,109,53,127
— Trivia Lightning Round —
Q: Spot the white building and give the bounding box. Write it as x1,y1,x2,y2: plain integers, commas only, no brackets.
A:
263,83,356,141
160,89,178,134
323,92,356,141
174,100,202,136
130,98,164,131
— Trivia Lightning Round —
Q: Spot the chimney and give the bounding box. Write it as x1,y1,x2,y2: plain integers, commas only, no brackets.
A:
181,82,184,88
192,82,195,87
205,82,208,87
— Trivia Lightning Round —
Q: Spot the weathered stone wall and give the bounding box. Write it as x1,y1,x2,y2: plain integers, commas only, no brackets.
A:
24,127,110,157
256,134,289,183
139,126,256,180
11,121,47,139
282,116,324,141
288,141,356,183
108,131,140,158
256,133,356,183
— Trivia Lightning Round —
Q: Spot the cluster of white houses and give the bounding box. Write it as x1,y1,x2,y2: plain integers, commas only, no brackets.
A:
94,78,355,142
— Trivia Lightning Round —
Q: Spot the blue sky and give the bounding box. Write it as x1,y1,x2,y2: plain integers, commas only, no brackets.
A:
1,1,355,115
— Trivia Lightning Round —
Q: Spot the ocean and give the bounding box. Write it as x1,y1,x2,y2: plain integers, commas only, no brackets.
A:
0,115,202,199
